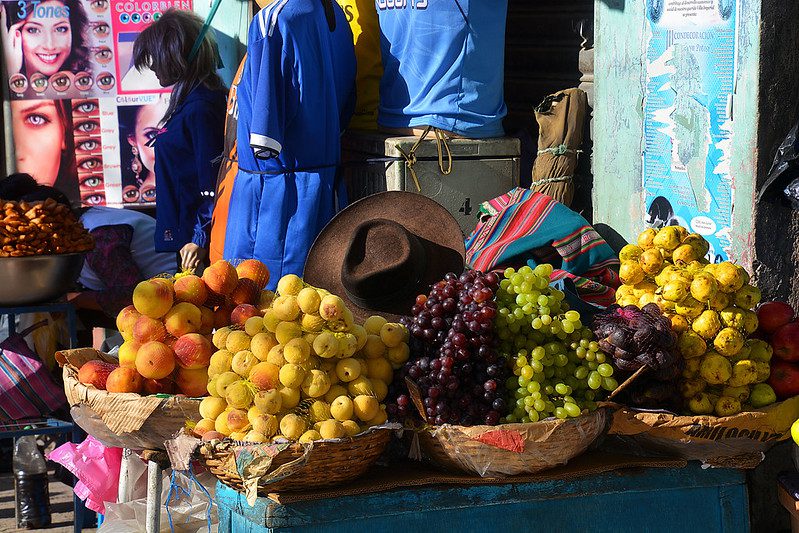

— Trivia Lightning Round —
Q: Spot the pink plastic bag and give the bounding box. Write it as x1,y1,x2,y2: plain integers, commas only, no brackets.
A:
48,436,122,514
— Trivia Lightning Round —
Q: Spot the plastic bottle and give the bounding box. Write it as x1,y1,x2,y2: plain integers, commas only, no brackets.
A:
13,435,51,529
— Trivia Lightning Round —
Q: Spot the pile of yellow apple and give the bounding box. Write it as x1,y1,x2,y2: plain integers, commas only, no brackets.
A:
616,226,776,416
193,274,410,443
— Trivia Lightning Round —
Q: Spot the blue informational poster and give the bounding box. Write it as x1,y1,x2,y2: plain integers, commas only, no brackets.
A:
642,0,737,263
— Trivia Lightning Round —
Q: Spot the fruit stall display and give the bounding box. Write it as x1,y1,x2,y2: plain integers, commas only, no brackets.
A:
384,267,617,476
99,259,274,396
196,273,407,444
57,224,799,483
604,226,799,467
615,226,775,417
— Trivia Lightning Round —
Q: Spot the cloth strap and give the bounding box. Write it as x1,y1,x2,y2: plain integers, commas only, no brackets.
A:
17,319,49,338
394,126,453,192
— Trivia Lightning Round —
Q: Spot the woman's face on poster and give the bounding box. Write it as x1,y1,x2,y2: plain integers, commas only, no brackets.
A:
128,98,168,173
20,0,72,77
11,99,65,187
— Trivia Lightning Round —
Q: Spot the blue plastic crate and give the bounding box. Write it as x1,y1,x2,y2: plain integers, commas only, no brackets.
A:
216,462,749,533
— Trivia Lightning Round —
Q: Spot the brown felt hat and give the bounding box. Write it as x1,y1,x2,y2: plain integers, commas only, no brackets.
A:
303,192,466,322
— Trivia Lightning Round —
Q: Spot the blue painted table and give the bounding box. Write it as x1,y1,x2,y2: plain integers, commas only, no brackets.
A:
215,461,749,533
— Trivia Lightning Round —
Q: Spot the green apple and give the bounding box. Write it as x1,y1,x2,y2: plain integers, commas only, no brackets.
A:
750,383,778,408
792,418,799,446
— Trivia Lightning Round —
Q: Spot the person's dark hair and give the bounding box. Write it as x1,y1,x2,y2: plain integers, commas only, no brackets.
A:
7,0,90,74
0,173,73,210
132,9,222,122
24,184,72,207
0,173,38,200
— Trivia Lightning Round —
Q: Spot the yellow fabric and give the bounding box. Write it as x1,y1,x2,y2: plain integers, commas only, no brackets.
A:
336,0,382,130
17,312,68,371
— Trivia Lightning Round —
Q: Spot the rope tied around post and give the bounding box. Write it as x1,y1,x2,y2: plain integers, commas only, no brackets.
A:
537,144,583,157
530,175,574,187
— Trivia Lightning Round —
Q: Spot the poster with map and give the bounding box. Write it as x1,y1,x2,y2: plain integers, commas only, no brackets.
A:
642,0,736,262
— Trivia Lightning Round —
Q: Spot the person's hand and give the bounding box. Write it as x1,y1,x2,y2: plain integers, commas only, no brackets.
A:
67,291,101,311
0,5,25,75
66,292,82,305
180,243,207,271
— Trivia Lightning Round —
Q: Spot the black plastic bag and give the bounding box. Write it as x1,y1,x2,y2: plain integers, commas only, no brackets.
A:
758,122,799,208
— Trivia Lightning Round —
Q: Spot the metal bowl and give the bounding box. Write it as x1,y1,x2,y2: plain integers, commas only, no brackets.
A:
0,253,85,306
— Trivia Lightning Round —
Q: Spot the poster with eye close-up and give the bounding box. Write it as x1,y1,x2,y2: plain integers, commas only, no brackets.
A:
2,0,192,207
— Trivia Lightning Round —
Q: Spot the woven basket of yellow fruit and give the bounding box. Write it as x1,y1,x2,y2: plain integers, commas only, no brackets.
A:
606,225,799,467
196,426,390,495
192,274,407,495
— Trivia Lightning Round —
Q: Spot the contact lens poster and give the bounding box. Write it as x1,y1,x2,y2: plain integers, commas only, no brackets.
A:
642,0,736,263
2,0,191,207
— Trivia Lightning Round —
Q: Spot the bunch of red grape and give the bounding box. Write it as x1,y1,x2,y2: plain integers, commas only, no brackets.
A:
389,270,509,426
592,303,682,409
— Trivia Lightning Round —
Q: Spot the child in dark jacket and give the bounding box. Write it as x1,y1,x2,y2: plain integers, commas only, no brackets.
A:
133,9,226,271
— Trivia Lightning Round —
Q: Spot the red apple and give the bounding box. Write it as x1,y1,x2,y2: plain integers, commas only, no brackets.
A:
757,301,795,334
143,377,176,395
230,304,261,326
213,304,234,329
772,322,799,362
768,360,799,399
77,360,118,390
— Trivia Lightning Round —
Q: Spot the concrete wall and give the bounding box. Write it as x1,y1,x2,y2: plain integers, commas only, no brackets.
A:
594,0,799,306
593,0,647,245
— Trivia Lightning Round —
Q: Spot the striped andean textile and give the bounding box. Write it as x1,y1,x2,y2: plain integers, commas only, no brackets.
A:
465,188,620,307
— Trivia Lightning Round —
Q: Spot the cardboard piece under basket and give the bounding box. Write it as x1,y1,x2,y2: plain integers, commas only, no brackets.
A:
56,348,202,450
608,396,799,468
262,451,687,504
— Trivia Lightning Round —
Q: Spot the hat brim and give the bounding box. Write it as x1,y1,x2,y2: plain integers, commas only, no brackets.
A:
304,191,466,323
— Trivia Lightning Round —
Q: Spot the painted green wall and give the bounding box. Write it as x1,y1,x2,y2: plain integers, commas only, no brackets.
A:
593,0,760,268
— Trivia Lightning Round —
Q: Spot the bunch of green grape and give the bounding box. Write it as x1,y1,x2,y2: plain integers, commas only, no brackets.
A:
495,265,619,422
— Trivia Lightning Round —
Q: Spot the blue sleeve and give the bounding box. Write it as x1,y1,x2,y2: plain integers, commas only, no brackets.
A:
247,26,296,159
341,81,356,134
189,104,224,249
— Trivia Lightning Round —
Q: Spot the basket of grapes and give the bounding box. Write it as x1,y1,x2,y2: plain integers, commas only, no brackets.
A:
388,267,616,477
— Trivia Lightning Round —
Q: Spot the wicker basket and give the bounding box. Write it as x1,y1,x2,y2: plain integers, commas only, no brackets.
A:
197,428,391,494
417,407,609,477
56,348,201,450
